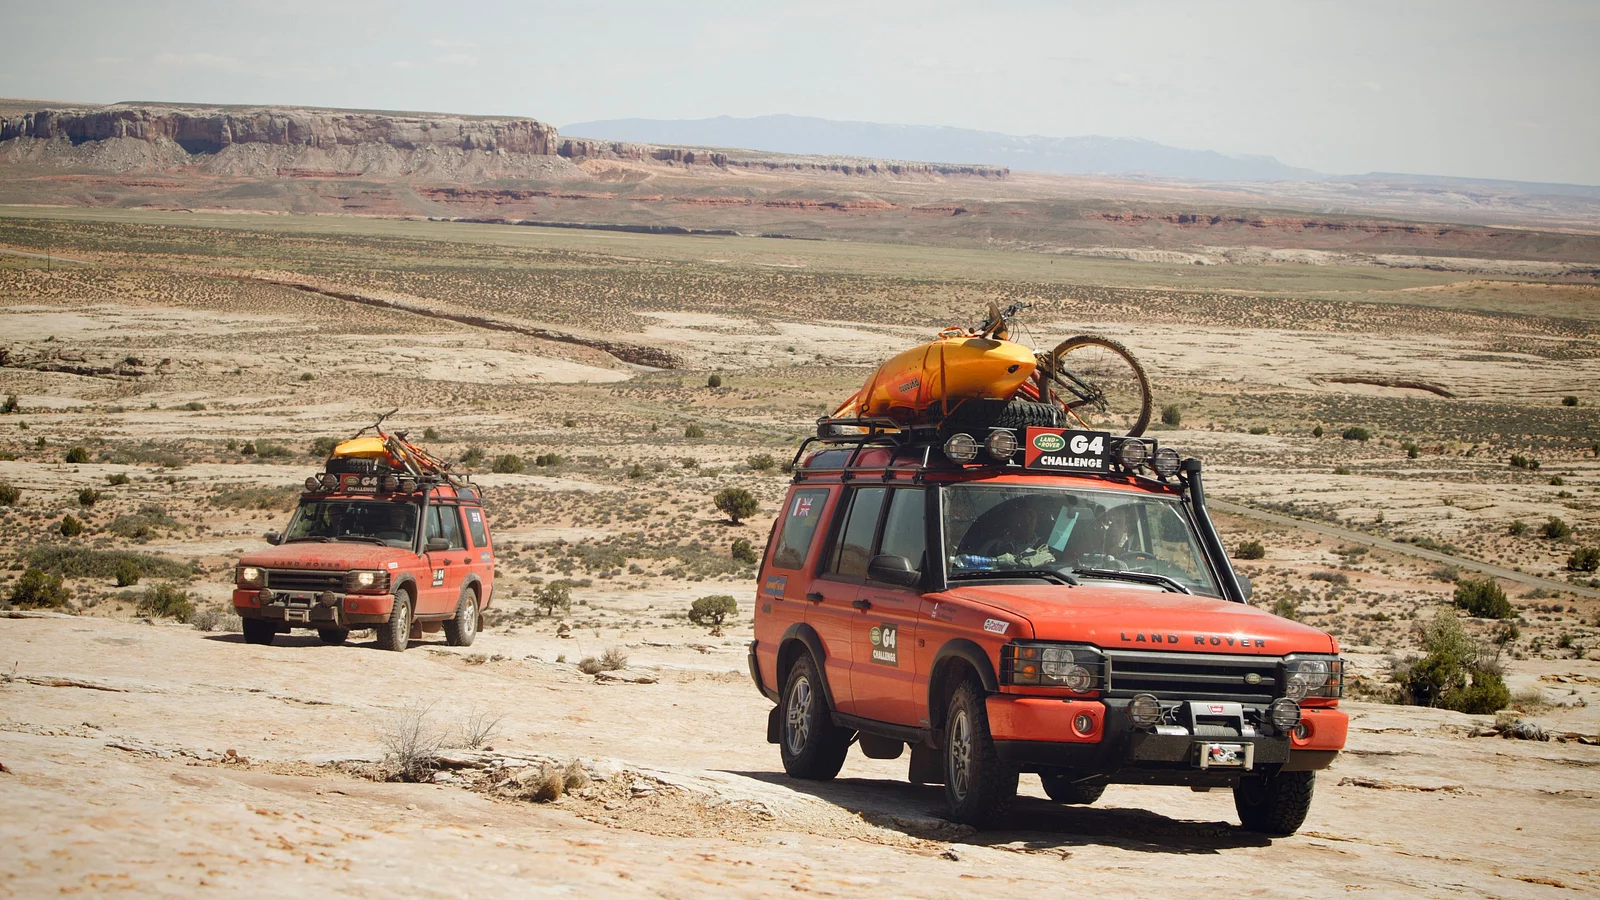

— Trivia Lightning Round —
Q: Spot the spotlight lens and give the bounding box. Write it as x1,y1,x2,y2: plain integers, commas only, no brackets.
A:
305,476,321,492
1152,447,1182,478
380,475,399,492
943,433,979,463
1128,693,1162,727
1269,697,1303,731
984,429,1017,461
1116,439,1150,470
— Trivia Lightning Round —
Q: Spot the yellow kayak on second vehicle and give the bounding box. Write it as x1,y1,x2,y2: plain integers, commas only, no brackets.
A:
330,436,391,460
837,335,1037,422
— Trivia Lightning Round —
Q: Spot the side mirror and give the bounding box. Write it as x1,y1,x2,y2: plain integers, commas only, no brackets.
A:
264,531,282,546
426,537,450,553
867,554,921,588
1236,573,1253,602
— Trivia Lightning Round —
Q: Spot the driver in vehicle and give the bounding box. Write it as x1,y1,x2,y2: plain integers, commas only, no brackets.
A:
959,495,1066,568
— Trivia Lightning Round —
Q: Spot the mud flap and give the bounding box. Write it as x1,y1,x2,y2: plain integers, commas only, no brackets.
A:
767,705,782,744
908,741,944,785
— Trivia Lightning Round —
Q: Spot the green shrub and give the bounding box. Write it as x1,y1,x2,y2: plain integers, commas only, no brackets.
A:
77,488,100,506
59,515,84,537
137,583,195,623
1562,395,1578,406
114,558,141,587
1550,475,1564,486
747,453,776,471
1269,595,1299,621
108,504,176,540
459,446,485,468
1341,426,1371,441
491,454,525,474
626,462,648,479
1160,404,1182,427
1568,546,1600,573
423,427,439,440
64,446,90,464
684,423,706,439
1541,517,1572,540
535,582,572,617
1333,465,1352,475
534,452,564,467
713,487,759,524
688,595,738,634
1398,609,1509,714
308,436,339,457
25,546,189,581
1311,424,1323,438
239,441,256,455
299,372,315,382
8,567,70,609
253,441,293,458
1507,519,1528,537
1,394,19,414
1234,540,1265,560
209,486,297,511
1454,577,1513,619
180,401,206,411
707,374,723,388
1248,425,1269,435
106,472,130,486
731,538,757,564
0,481,19,506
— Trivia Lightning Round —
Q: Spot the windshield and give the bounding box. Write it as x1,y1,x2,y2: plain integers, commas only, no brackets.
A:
285,500,418,549
943,484,1219,596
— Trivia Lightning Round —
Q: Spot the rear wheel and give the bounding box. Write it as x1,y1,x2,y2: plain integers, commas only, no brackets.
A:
317,627,349,645
779,654,852,780
374,589,411,652
1040,773,1106,805
943,680,1018,827
443,585,479,647
1234,770,1315,836
242,618,276,646
1036,335,1152,437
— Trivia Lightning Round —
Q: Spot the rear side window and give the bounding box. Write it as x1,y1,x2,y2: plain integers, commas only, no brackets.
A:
829,487,887,580
427,505,466,550
770,488,830,570
464,506,489,549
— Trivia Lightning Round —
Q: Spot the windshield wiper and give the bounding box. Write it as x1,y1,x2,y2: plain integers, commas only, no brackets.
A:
1072,568,1191,594
284,536,331,543
951,569,1079,586
333,535,389,546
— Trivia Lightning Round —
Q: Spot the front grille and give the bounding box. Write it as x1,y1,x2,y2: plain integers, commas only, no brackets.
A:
1105,650,1279,703
264,569,344,593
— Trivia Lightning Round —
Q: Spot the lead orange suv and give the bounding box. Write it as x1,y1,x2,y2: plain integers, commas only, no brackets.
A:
750,422,1346,834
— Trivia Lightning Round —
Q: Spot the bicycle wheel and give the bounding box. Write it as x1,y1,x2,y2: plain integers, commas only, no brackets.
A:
1035,335,1152,437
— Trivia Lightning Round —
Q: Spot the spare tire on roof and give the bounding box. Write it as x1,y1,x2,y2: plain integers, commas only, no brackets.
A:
939,398,1064,438
325,456,389,475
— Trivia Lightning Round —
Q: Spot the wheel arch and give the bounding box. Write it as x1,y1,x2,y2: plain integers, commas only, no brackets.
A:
778,622,836,711
928,639,999,732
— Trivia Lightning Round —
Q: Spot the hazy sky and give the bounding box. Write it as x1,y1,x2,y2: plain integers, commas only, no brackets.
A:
1,0,1595,184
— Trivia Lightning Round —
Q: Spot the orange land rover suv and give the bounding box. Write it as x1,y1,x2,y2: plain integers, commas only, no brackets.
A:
750,423,1346,834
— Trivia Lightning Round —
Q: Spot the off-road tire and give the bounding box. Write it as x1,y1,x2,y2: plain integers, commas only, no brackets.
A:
374,588,411,652
324,457,384,475
1040,774,1106,805
940,398,1063,439
442,584,479,647
1040,335,1153,437
779,654,852,780
317,627,349,645
943,679,1018,828
1234,770,1315,836
242,618,276,646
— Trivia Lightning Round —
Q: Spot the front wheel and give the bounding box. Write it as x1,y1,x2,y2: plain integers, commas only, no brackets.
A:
1040,773,1106,805
374,589,411,652
443,585,479,647
943,680,1018,827
1234,770,1315,835
1035,335,1153,437
242,618,276,646
779,654,852,780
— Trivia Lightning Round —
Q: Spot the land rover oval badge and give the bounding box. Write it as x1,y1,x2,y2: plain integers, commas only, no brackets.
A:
1032,432,1066,452
1244,672,1262,685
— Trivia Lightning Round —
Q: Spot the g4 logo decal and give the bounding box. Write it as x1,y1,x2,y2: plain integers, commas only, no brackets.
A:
432,569,445,587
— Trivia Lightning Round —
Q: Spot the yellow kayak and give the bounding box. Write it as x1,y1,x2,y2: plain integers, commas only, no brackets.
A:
331,436,391,460
838,335,1036,422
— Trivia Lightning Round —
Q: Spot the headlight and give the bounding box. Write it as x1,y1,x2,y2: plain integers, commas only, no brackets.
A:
236,566,263,587
943,433,978,463
1002,642,1105,693
343,570,390,593
1284,654,1342,700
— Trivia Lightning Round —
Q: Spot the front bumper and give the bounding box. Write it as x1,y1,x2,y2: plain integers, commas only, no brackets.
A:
987,695,1346,780
233,588,392,626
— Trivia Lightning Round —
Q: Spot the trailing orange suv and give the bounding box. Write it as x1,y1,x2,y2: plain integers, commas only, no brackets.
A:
750,423,1346,834
232,463,494,651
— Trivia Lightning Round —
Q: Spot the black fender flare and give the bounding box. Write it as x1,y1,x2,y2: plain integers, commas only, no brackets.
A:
390,574,419,604
927,638,999,732
777,622,837,711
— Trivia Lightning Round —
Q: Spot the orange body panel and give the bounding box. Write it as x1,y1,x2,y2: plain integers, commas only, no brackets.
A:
986,697,1105,743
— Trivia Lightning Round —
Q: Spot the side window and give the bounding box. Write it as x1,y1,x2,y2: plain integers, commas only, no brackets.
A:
876,489,926,574
427,505,466,550
829,487,887,580
770,488,830,570
464,506,489,549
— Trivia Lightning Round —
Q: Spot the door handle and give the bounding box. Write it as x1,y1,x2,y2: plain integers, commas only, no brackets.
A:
805,592,824,603
851,598,872,611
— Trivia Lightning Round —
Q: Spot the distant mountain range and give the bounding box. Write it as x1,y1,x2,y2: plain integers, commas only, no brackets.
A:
561,114,1324,182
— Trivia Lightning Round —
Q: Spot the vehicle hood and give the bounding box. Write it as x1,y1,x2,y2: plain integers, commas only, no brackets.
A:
238,541,414,571
940,583,1336,655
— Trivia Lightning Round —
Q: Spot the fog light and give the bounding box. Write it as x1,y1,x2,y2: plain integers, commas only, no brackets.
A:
1128,693,1162,727
1073,714,1094,735
1152,447,1182,478
1268,697,1302,731
984,429,1017,461
380,475,399,492
1293,722,1309,741
943,433,978,463
305,476,321,492
347,599,358,612
257,588,276,604
398,478,417,493
319,473,339,490
318,591,337,607
1116,439,1149,471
